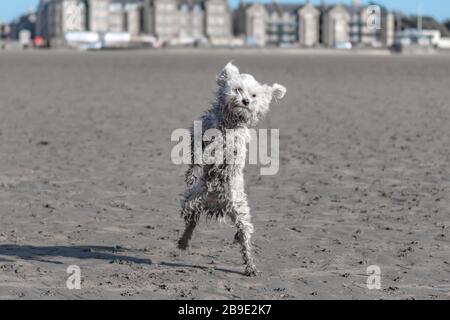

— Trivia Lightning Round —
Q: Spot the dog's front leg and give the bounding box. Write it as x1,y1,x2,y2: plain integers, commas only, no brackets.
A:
231,202,258,277
226,168,258,276
226,172,257,276
185,164,203,188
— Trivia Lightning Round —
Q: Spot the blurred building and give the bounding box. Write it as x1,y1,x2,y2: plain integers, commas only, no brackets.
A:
88,0,110,32
36,0,87,47
36,0,231,47
234,1,319,47
37,0,147,46
234,1,394,49
143,0,231,45
0,22,10,40
264,3,299,46
234,2,267,47
400,15,450,38
107,0,143,35
205,0,232,45
178,0,206,43
31,0,406,49
299,2,320,47
346,1,394,48
9,11,37,40
144,0,178,42
322,4,350,47
395,14,450,50
380,9,395,47
36,0,51,43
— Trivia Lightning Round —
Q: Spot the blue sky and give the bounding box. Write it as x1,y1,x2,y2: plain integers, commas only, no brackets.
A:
1,0,449,23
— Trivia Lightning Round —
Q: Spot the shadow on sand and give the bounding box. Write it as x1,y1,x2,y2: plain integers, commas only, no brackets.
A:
160,261,246,276
0,245,151,265
0,245,246,275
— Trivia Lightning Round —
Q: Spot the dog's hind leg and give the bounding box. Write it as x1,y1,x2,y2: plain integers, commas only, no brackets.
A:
178,217,198,250
230,201,258,277
178,187,204,250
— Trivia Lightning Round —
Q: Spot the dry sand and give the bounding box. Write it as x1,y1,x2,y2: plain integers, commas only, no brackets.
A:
0,50,449,300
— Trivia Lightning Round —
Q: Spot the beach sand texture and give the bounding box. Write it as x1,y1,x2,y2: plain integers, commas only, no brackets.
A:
0,51,449,299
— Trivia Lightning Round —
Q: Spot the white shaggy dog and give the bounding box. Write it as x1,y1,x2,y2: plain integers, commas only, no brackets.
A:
177,62,286,276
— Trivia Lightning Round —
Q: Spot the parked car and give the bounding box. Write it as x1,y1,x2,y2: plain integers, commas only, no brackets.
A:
335,41,352,50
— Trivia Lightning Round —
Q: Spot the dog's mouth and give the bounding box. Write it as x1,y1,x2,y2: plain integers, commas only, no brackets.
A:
234,105,251,112
225,102,252,120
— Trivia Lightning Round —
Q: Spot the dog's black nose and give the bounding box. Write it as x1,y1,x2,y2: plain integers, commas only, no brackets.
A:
242,99,250,106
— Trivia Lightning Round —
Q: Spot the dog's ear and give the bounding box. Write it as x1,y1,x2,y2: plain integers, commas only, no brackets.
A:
270,83,287,100
217,62,240,86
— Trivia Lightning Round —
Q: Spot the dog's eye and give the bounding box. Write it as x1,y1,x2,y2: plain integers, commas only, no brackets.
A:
252,94,257,98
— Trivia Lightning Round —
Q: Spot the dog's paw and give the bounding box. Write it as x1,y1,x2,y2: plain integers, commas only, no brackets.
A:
177,239,189,251
244,265,260,277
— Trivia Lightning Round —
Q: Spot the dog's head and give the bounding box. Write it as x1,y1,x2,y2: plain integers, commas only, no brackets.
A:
216,62,286,126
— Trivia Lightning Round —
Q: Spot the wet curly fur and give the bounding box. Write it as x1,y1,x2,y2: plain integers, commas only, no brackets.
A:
177,62,286,276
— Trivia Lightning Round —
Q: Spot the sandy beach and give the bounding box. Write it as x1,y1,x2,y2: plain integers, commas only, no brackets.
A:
0,50,449,299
